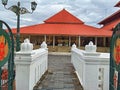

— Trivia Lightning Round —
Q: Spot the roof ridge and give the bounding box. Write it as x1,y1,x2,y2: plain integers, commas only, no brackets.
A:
44,9,84,24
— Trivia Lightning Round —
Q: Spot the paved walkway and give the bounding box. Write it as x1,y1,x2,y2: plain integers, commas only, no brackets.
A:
34,52,83,90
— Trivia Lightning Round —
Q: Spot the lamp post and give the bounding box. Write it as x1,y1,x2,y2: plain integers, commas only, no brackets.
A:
1,0,37,51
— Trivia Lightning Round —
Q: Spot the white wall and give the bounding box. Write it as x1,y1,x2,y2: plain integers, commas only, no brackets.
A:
71,45,109,90
15,39,48,90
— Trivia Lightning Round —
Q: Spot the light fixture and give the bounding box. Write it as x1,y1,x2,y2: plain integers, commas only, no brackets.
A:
1,0,37,51
2,0,8,6
31,1,37,12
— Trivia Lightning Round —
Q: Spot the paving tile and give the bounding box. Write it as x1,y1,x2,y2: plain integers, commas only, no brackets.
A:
34,53,83,90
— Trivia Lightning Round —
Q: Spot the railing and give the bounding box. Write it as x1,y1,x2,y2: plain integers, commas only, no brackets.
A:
71,42,109,90
15,39,48,90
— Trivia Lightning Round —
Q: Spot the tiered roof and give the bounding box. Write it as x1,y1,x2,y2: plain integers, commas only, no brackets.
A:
12,9,112,37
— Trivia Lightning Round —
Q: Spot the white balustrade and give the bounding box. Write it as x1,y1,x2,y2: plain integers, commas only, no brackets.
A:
71,43,109,90
15,39,48,90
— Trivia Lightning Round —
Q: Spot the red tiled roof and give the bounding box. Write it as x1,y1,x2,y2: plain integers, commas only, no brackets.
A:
98,10,120,25
114,1,120,7
100,19,120,30
44,9,84,24
12,23,112,37
11,9,112,37
99,1,120,25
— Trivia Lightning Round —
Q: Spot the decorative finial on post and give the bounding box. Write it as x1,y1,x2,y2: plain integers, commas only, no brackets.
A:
41,41,47,50
20,38,33,52
72,43,77,49
85,41,96,52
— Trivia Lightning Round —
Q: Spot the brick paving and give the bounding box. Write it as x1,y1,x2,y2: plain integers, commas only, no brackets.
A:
34,52,83,90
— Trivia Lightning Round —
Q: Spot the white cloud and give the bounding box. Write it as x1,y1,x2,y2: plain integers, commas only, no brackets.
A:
0,0,119,28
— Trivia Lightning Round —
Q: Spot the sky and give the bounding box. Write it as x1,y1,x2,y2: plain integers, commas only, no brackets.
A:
0,0,120,28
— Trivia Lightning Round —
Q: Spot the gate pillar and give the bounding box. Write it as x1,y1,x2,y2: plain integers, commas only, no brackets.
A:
0,20,15,90
110,23,120,90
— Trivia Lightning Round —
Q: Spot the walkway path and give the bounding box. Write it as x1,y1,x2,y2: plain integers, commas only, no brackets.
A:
34,52,83,90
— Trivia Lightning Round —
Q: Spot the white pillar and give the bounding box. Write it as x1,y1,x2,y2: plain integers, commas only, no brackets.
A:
78,36,81,48
103,37,106,46
16,39,34,90
15,39,48,90
95,37,97,46
44,35,46,42
69,36,71,47
53,36,55,48
29,35,31,40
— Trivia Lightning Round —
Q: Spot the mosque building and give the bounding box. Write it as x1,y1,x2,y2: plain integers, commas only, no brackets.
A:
12,9,112,52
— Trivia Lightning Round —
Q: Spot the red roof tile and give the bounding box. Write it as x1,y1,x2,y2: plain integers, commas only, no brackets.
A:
12,23,112,37
100,19,120,30
114,1,120,7
44,9,84,24
11,9,112,37
98,10,120,25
